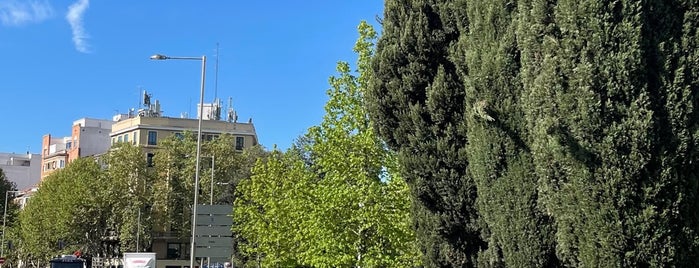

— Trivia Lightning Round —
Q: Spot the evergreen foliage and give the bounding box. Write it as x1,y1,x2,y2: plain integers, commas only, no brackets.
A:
368,0,483,266
461,1,558,266
369,0,699,266
519,0,699,266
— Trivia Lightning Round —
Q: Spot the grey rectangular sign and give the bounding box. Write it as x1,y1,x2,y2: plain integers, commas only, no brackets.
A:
195,236,233,246
196,215,233,226
195,246,233,258
195,226,232,236
196,205,232,215
208,257,230,264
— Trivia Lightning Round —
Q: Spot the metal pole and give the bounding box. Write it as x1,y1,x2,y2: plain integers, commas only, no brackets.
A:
150,53,207,268
191,55,207,268
1,191,18,268
210,155,214,205
136,208,141,252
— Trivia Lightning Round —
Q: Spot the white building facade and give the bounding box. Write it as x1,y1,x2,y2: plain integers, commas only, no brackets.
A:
0,153,41,191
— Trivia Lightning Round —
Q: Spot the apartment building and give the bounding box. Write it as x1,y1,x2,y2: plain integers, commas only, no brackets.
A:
40,118,113,179
110,100,257,162
0,152,40,191
110,97,256,266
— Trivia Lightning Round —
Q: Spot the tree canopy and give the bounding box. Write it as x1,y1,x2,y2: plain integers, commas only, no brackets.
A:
234,21,420,267
368,0,699,266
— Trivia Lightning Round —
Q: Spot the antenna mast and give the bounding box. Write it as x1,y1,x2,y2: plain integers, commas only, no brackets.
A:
214,42,219,103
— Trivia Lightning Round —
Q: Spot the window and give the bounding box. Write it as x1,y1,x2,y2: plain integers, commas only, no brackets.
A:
125,134,129,143
174,132,184,140
112,137,115,145
117,136,123,143
167,243,182,259
148,131,158,145
236,137,244,150
59,160,65,168
147,153,154,167
133,132,138,144
66,141,72,150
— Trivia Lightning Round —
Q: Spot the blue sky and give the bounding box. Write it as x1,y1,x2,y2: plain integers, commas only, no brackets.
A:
0,1,384,154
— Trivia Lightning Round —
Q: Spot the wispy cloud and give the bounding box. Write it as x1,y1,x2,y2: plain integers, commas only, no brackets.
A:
66,0,90,53
0,0,53,26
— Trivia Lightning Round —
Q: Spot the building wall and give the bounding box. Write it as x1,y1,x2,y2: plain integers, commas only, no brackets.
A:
74,118,113,157
0,153,41,191
42,118,113,180
40,134,69,179
111,116,258,150
68,124,81,162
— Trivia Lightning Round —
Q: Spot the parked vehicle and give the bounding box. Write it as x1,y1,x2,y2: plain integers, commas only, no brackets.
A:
122,253,156,268
49,255,86,268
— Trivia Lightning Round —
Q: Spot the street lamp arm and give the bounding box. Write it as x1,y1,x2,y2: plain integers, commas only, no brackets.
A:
150,54,204,61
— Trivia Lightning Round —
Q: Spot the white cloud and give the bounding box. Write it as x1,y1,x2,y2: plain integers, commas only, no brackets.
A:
0,0,53,26
66,0,90,53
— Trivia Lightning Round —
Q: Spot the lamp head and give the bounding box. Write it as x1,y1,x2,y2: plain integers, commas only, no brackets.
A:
150,54,168,60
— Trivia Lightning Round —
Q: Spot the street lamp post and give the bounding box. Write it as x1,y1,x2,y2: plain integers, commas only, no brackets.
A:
1,190,20,267
209,155,214,205
202,155,215,268
150,53,206,268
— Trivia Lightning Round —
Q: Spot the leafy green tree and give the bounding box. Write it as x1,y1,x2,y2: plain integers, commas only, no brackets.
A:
152,132,199,241
0,167,17,198
234,148,311,267
103,143,154,252
17,157,106,262
204,134,268,206
64,157,115,255
235,21,419,267
300,21,418,267
0,167,18,233
0,168,18,231
152,132,268,264
0,168,19,266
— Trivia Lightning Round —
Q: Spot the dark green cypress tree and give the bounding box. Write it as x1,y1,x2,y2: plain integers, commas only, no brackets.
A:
519,0,699,266
460,0,559,267
367,0,485,266
371,0,699,266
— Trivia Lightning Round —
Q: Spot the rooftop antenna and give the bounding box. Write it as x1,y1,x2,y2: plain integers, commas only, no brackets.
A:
143,89,151,107
227,96,237,122
138,86,144,109
214,42,220,104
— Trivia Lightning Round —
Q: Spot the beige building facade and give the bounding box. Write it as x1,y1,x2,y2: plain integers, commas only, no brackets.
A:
110,115,257,151
110,112,257,266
